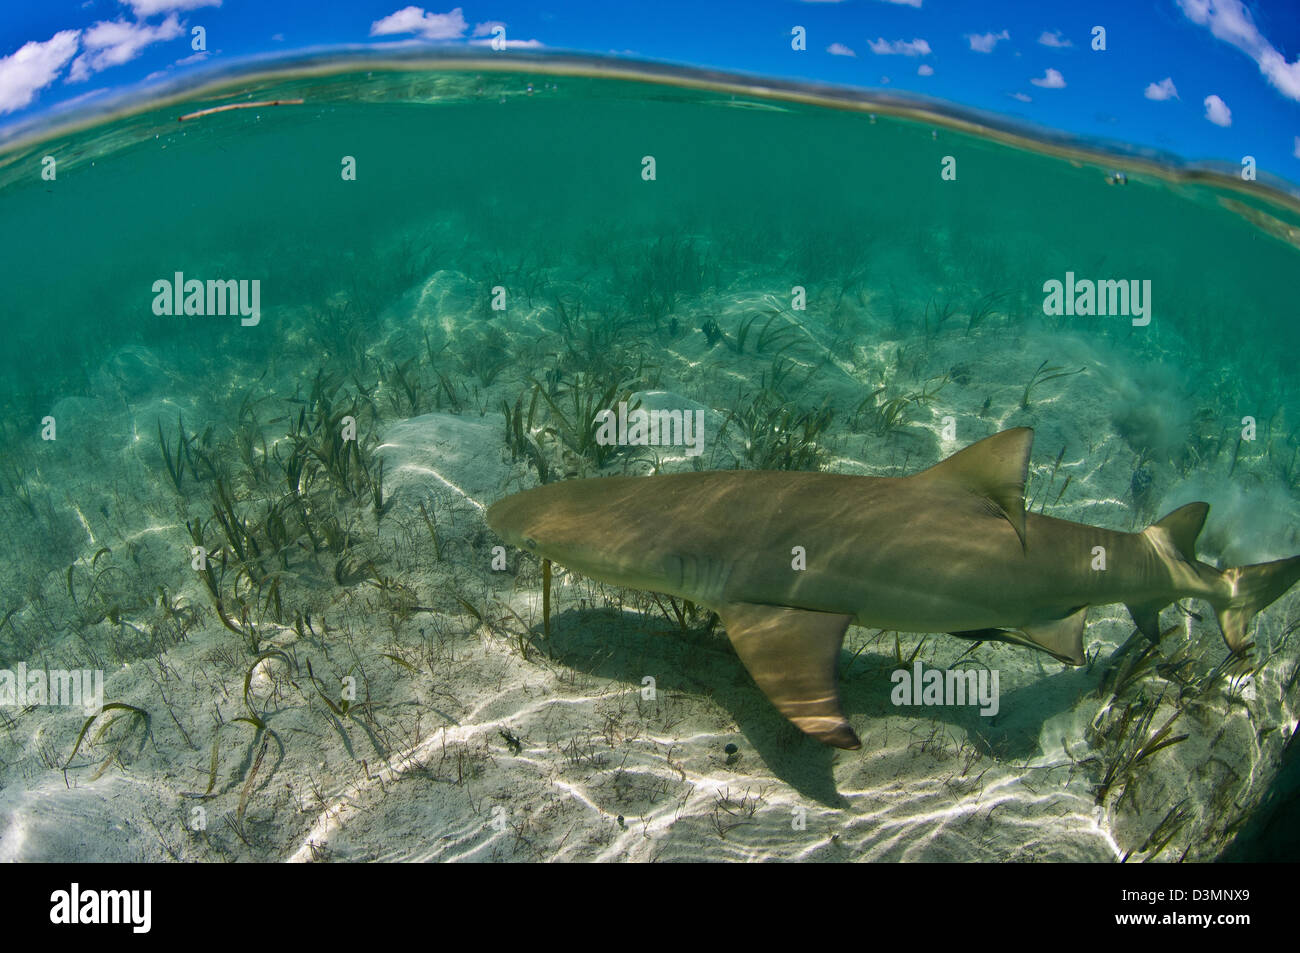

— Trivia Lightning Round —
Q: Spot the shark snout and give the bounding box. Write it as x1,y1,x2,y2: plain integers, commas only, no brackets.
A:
486,495,537,551
487,483,612,574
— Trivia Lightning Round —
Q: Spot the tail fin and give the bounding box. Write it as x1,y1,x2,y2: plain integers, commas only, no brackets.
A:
1133,502,1300,652
1216,555,1300,652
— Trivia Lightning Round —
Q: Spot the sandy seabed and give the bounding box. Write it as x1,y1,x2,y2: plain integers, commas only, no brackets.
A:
0,258,1296,863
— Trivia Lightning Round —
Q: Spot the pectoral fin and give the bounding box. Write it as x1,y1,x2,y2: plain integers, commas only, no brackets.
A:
719,603,859,749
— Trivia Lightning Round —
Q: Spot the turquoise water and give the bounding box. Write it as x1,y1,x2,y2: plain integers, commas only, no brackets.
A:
0,55,1297,861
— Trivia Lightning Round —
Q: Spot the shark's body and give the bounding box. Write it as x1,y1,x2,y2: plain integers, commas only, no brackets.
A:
488,428,1300,748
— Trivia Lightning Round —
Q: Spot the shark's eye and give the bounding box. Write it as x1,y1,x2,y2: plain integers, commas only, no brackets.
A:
523,537,538,550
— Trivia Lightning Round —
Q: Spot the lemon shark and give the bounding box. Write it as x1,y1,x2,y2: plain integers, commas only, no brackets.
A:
487,428,1300,749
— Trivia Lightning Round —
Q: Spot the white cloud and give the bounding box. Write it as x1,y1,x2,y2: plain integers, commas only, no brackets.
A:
125,0,221,14
471,22,503,38
917,63,934,76
1294,135,1300,159
1030,68,1066,88
878,0,922,6
967,30,1009,53
370,6,468,41
1144,77,1179,100
1038,30,1071,48
0,30,80,114
868,37,930,56
174,50,209,66
1178,0,1300,100
827,43,856,57
67,14,184,83
1203,93,1232,126
1010,92,1032,102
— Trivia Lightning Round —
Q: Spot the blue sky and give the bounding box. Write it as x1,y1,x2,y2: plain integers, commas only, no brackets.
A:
2,0,1299,182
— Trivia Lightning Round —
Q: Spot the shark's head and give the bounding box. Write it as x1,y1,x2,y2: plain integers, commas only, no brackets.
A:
487,482,603,572
487,479,655,586
485,488,546,553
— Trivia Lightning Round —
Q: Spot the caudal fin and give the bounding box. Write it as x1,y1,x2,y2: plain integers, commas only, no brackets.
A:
1133,502,1300,652
1216,555,1300,652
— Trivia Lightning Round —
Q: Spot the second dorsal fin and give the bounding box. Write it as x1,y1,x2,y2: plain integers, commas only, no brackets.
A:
1145,501,1209,562
912,428,1034,549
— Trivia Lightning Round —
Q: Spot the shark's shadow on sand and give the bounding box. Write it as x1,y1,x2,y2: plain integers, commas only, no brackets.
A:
538,606,1101,806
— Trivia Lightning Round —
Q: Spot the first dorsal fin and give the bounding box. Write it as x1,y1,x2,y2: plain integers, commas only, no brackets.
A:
912,428,1034,549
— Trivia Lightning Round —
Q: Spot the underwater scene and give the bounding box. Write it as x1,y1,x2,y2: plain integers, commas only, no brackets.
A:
1,54,1299,864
